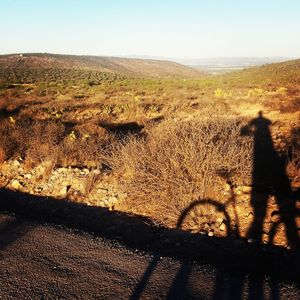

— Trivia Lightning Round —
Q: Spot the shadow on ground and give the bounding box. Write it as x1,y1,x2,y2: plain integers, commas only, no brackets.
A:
0,111,299,298
0,187,299,299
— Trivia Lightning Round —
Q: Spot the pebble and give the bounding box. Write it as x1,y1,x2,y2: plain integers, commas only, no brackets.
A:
60,186,68,196
13,160,21,167
11,179,22,189
24,174,32,179
58,168,67,174
219,223,226,231
240,185,252,194
216,217,224,224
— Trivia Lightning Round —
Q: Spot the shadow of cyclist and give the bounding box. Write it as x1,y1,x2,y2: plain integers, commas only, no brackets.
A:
241,111,299,249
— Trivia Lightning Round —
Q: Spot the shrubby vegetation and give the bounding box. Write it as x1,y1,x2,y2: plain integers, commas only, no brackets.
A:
0,56,299,233
0,68,124,84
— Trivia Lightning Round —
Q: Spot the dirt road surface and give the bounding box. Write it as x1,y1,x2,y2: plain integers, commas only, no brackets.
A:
0,189,299,299
0,212,299,300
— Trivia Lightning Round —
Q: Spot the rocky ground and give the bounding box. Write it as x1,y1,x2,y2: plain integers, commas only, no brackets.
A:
0,159,126,209
0,152,299,250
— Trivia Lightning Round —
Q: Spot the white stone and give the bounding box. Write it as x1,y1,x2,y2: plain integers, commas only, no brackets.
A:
219,223,226,231
24,174,32,179
13,160,21,167
216,217,224,224
11,179,22,189
240,186,252,194
59,186,68,196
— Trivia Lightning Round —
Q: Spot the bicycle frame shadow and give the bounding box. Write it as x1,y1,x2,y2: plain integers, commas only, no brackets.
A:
0,185,299,299
130,112,300,299
130,195,299,299
241,111,299,249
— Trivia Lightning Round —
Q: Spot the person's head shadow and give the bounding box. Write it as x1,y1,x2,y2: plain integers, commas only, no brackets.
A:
241,111,299,249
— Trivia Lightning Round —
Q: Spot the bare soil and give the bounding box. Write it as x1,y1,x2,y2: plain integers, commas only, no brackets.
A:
0,189,300,299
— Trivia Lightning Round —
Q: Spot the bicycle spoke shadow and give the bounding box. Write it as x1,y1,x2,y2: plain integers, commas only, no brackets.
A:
130,111,299,299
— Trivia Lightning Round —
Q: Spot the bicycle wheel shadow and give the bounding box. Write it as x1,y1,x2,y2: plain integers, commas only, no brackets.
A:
130,111,300,299
0,187,299,299
210,111,300,300
130,196,299,299
0,111,299,298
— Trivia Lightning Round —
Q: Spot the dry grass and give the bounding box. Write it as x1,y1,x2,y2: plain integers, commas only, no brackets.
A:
0,147,6,165
0,118,116,169
286,127,300,179
110,118,253,227
84,173,101,195
0,65,299,237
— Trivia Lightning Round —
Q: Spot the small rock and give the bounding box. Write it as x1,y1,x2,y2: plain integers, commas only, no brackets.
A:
216,217,224,224
24,174,32,180
60,185,70,196
108,196,118,204
13,160,21,167
224,183,231,192
203,223,210,231
219,223,227,231
286,244,297,251
271,211,281,223
92,169,101,175
208,231,214,237
11,179,22,189
58,168,67,174
240,186,252,194
247,238,257,244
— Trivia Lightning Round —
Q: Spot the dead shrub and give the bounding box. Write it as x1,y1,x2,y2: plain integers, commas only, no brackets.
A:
0,118,65,163
110,118,253,227
74,122,109,139
58,132,114,168
286,127,300,179
0,117,115,170
84,173,101,195
0,147,6,164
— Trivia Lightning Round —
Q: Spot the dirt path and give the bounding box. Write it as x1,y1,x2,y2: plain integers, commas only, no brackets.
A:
0,212,299,300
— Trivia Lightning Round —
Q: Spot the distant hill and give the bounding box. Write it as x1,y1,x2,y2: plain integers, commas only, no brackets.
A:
180,57,295,74
0,53,202,83
122,55,295,74
221,58,300,86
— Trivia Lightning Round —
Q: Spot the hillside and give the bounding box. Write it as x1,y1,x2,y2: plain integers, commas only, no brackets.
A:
221,58,300,87
0,53,202,83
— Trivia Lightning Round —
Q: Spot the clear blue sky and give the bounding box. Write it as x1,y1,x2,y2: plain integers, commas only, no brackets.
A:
1,0,300,58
